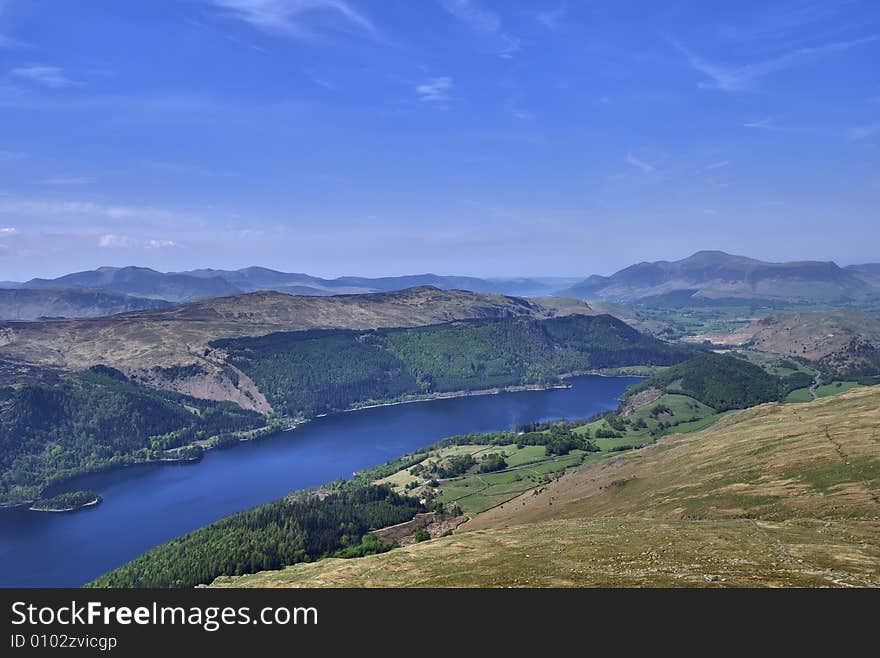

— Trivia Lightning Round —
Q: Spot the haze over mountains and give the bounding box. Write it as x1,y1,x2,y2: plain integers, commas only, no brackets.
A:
4,267,576,303
0,251,877,320
560,251,880,304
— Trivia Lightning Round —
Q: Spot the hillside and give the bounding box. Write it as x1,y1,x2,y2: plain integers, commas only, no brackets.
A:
214,386,880,588
688,309,880,379
0,287,591,405
211,314,694,417
622,353,785,411
700,309,880,357
0,288,172,321
87,484,423,588
847,263,880,282
561,250,878,303
0,367,265,505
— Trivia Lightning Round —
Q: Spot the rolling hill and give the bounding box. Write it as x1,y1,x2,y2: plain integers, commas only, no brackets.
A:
0,288,172,320
688,309,880,379
847,263,880,277
0,287,597,406
621,352,785,411
210,314,693,417
212,386,880,588
561,250,878,304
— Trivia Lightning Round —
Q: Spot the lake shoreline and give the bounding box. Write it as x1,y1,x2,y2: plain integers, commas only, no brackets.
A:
29,496,102,514
0,373,641,586
8,373,640,512
342,381,572,413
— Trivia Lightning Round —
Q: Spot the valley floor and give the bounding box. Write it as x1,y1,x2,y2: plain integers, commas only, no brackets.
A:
212,386,880,588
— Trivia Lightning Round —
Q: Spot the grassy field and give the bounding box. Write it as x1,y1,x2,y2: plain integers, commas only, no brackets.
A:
785,380,862,403
374,443,557,493
375,441,595,515
374,389,729,516
784,388,814,403
433,451,593,514
572,393,719,450
373,389,723,515
815,381,861,397
215,385,880,588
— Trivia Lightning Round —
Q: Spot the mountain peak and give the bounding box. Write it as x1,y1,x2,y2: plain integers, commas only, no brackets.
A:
562,251,872,303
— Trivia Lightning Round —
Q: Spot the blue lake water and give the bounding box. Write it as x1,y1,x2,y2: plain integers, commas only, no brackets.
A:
0,375,639,587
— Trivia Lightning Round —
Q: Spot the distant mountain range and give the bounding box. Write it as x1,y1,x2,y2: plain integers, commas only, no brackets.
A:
0,288,171,321
0,266,578,306
18,266,241,302
560,251,880,304
0,252,877,320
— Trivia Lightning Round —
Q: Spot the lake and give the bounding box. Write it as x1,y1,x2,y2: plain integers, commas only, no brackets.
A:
0,375,639,587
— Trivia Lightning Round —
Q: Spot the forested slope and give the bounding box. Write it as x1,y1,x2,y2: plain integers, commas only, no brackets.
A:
622,352,785,411
213,314,694,416
0,367,265,505
87,484,423,588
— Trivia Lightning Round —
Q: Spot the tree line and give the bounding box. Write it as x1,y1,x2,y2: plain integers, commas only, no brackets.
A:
87,484,423,588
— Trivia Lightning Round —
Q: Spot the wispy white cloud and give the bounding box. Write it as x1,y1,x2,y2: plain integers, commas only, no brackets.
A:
536,3,567,31
501,80,532,120
304,68,338,91
11,66,78,88
441,0,499,32
207,0,376,40
704,160,730,170
850,123,880,140
140,160,234,178
99,234,181,249
715,1,849,45
39,176,96,186
98,234,135,248
743,117,775,129
625,153,656,174
0,198,200,225
440,0,520,57
669,35,878,92
416,76,453,102
0,227,16,234
144,238,180,249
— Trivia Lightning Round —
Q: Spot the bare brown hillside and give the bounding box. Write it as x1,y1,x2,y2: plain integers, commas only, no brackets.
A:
0,287,595,409
691,309,880,362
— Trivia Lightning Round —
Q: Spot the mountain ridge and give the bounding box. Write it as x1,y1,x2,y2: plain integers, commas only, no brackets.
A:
5,266,578,301
0,286,598,409
3,251,878,316
561,250,878,303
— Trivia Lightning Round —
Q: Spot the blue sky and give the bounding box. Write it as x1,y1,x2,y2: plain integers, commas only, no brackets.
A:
0,0,878,280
